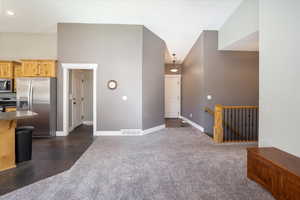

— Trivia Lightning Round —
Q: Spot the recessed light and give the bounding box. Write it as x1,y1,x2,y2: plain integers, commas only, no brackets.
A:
6,10,15,16
170,69,178,73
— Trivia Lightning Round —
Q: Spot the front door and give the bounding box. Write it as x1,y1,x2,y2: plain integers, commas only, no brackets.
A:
165,75,181,118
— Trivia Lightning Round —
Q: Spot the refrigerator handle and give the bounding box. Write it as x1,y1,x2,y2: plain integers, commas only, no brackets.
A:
30,86,34,110
28,80,33,111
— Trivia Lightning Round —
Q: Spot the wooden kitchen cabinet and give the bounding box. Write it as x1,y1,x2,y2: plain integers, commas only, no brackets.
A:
21,60,57,77
0,61,15,79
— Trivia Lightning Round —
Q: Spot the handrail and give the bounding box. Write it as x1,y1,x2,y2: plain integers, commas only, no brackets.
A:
222,106,258,109
206,105,259,143
204,107,214,116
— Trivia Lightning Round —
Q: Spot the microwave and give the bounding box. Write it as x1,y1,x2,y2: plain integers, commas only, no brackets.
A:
0,79,13,93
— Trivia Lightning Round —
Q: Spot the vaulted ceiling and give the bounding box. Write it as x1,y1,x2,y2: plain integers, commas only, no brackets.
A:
0,0,242,63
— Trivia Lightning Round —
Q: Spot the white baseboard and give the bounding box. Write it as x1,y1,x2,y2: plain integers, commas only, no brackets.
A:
95,131,122,136
56,131,68,136
83,121,93,126
142,124,166,135
95,124,166,136
180,116,205,132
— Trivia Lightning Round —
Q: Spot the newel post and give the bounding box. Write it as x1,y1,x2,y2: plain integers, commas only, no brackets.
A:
213,104,224,143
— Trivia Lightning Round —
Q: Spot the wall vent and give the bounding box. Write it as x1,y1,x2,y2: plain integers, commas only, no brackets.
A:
120,129,142,135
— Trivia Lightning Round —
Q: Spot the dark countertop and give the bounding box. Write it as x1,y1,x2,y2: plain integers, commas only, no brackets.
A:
0,111,38,120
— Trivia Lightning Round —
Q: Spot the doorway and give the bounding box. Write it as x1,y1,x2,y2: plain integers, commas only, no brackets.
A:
165,75,181,118
70,69,93,131
62,63,98,136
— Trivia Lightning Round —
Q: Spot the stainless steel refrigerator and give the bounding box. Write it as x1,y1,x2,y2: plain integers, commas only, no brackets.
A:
16,77,57,137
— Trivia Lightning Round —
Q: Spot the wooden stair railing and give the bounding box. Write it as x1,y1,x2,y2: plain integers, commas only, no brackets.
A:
205,107,242,141
205,105,259,143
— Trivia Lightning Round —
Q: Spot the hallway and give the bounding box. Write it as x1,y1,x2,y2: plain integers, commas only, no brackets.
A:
1,127,273,200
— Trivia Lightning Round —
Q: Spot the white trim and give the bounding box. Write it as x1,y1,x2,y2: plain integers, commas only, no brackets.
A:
121,129,143,135
142,124,166,135
95,124,166,136
95,131,122,136
83,121,93,126
61,63,98,136
56,131,67,136
165,74,181,78
180,116,205,132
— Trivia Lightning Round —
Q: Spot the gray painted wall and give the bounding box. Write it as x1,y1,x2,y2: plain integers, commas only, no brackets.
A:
58,23,143,131
182,33,205,127
182,31,259,135
142,27,165,130
259,0,300,157
0,32,57,60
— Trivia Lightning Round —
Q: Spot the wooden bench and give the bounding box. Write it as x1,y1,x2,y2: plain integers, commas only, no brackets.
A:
247,147,300,200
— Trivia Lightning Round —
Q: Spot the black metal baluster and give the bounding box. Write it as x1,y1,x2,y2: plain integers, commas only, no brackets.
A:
245,108,248,141
238,108,242,141
225,109,228,142
234,108,237,141
223,109,226,142
250,108,253,141
230,108,233,142
254,108,257,141
251,108,254,141
243,108,246,141
256,108,259,140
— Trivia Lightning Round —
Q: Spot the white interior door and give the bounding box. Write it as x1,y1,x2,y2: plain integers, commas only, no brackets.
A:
165,75,181,118
72,70,83,128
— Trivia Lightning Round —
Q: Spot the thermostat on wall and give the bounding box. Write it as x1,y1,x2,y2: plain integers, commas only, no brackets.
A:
107,80,118,90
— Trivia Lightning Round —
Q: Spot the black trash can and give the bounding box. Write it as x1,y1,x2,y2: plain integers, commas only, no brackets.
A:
15,126,34,163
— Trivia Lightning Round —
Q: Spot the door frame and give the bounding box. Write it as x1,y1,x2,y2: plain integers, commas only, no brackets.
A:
165,74,181,118
62,63,98,136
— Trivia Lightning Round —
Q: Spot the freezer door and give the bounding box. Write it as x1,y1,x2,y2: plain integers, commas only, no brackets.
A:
31,78,51,137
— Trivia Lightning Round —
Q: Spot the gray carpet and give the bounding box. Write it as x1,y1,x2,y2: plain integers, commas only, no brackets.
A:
0,127,274,200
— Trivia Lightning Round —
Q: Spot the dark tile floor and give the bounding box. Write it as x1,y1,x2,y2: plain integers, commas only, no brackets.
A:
0,125,94,196
165,118,190,128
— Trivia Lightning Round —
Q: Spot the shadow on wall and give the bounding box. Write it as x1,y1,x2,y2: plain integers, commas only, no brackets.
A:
181,31,259,136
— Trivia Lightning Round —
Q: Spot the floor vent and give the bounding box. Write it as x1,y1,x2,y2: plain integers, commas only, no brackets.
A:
120,129,142,135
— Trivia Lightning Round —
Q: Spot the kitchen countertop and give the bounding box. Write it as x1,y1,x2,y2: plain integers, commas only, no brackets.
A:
0,111,38,120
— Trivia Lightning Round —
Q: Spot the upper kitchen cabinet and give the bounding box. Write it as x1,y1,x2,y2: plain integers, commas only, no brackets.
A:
0,61,16,79
21,60,57,77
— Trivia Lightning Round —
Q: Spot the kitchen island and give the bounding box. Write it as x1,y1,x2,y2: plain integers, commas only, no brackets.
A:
0,111,38,172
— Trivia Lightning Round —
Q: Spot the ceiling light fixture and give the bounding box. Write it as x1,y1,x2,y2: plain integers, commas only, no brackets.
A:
1,0,15,16
170,53,178,73
6,10,14,16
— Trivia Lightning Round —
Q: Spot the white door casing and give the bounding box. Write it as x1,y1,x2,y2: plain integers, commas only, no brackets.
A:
165,75,181,118
61,63,98,136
